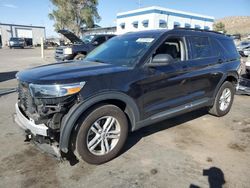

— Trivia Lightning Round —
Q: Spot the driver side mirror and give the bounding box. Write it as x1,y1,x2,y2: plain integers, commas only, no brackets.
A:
148,54,174,67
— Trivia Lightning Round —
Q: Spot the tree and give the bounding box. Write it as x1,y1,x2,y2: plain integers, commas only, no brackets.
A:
213,22,226,33
49,0,101,36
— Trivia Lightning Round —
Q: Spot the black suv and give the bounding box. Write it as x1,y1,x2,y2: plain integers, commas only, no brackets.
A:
15,28,240,164
55,29,115,61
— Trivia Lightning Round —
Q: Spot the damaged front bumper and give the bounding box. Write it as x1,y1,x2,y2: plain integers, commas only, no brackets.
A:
14,103,48,136
14,103,62,158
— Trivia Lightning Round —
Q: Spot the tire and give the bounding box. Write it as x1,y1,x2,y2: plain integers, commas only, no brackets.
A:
74,53,86,60
209,81,235,117
74,104,128,164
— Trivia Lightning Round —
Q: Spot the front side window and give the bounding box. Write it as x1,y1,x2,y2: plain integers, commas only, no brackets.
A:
153,37,185,63
189,36,212,59
85,35,156,67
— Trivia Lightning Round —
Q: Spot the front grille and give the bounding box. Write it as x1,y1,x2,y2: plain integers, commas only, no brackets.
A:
18,81,36,114
55,48,63,54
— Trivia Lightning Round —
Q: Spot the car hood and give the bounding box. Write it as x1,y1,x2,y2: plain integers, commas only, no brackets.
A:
58,29,83,44
16,61,131,84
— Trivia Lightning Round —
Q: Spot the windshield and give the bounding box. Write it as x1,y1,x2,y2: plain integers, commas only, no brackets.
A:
85,35,155,67
240,42,250,46
81,35,95,43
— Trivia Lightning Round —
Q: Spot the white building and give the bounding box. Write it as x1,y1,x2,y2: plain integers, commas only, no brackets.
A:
116,6,214,34
0,23,46,47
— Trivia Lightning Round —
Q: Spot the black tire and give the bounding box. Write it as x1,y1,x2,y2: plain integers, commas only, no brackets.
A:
74,53,86,60
74,104,128,164
209,81,235,117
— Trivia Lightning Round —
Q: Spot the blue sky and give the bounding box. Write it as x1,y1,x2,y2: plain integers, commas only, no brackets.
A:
0,0,249,37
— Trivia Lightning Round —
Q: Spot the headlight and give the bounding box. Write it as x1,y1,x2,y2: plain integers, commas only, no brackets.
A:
63,47,72,55
29,82,85,98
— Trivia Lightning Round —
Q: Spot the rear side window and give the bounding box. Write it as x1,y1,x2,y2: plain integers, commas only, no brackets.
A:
189,37,213,59
217,39,239,58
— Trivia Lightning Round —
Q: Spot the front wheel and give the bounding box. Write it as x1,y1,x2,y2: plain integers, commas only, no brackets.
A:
209,81,235,117
74,105,128,164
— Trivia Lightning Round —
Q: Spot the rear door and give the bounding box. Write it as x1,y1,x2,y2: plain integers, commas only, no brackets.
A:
185,36,223,102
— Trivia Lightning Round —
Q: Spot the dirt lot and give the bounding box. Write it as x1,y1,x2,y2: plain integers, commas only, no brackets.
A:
0,48,250,188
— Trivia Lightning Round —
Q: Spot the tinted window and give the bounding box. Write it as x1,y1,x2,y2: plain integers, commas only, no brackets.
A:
95,36,106,44
85,35,155,67
218,39,239,58
189,37,212,59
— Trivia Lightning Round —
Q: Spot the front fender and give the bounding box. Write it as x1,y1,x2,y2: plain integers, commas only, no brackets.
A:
59,91,140,153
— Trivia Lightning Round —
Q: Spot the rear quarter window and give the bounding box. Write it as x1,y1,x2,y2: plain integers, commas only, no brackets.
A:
217,38,239,59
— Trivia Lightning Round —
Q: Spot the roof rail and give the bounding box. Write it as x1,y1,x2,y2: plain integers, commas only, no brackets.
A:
173,27,225,35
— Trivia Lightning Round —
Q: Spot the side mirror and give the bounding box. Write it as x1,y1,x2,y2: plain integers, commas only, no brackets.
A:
148,54,174,66
92,41,99,46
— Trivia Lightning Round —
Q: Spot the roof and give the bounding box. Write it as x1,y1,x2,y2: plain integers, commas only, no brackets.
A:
123,29,167,37
117,6,214,22
122,28,230,40
0,23,45,29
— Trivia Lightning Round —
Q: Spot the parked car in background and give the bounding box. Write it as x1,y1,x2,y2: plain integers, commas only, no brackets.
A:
237,41,250,57
246,56,250,76
55,29,115,61
231,34,241,40
9,37,26,49
15,28,240,164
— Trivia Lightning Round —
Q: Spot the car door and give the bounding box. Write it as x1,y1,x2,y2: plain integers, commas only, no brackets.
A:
140,36,192,119
184,36,223,102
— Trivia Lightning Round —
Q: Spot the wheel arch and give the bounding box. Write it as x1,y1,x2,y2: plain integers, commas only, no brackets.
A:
212,71,239,102
59,91,140,153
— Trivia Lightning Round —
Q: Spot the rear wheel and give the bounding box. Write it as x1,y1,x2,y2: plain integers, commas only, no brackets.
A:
209,81,235,117
74,53,86,60
74,105,128,164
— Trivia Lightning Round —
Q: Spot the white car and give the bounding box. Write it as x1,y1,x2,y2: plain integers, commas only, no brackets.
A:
243,47,250,57
246,58,250,76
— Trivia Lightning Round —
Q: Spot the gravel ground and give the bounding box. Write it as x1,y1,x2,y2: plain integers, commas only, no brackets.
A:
0,48,250,188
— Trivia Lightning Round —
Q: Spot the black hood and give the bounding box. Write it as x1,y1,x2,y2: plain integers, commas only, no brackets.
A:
58,29,83,44
16,61,131,84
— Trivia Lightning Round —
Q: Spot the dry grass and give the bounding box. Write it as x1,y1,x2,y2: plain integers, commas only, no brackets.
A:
215,16,250,36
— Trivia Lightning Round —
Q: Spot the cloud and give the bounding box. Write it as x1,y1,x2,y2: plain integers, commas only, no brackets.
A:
3,3,17,8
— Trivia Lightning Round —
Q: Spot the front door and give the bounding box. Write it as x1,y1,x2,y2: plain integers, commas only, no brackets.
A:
141,36,191,119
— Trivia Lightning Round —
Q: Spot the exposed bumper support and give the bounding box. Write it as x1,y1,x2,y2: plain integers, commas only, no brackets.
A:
14,103,48,136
